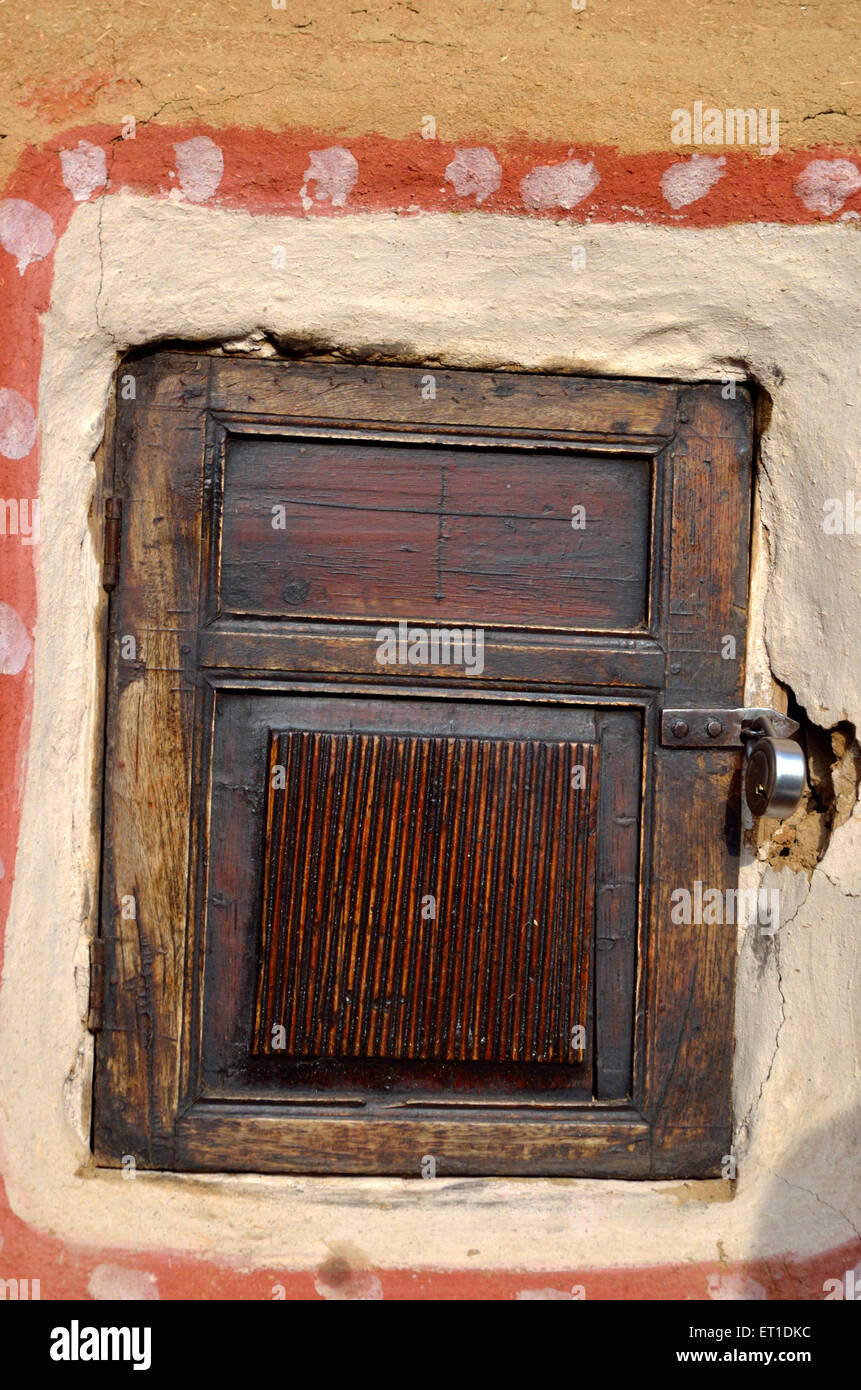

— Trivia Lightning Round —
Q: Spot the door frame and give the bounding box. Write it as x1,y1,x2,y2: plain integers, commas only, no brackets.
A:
92,353,753,1177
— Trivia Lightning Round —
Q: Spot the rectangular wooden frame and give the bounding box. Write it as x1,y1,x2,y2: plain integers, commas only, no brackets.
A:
93,354,752,1177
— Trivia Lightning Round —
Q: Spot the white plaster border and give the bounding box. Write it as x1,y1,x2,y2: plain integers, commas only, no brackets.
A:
0,195,859,1274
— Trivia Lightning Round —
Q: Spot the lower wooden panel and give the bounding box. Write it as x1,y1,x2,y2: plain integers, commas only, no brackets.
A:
253,730,599,1066
173,1107,652,1176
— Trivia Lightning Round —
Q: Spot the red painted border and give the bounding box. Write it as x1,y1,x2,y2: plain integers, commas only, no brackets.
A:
0,1172,858,1301
1,126,859,1298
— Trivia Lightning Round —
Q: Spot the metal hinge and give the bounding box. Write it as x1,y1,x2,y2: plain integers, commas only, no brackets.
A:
661,706,800,748
87,937,105,1032
102,497,122,592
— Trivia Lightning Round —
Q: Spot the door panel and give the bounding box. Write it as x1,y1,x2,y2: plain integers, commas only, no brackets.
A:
200,691,639,1110
254,729,598,1066
218,434,652,630
92,355,753,1176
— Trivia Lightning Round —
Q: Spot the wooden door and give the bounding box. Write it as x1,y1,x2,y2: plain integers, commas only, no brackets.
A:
92,355,753,1176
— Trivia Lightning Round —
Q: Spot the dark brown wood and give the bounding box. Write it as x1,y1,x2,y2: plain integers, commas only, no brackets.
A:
593,709,641,1100
91,353,753,1178
197,628,667,688
253,730,598,1064
641,385,753,1175
87,937,105,1033
95,353,210,1167
206,359,679,442
173,1107,651,1177
199,689,597,1106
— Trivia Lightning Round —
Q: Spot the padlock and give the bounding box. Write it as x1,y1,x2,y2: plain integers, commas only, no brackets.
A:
742,714,806,819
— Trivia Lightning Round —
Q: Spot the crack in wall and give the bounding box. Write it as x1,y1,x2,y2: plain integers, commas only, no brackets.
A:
752,694,861,876
738,914,792,1154
766,1168,861,1245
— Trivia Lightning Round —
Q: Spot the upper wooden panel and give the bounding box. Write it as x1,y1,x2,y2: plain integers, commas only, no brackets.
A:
218,435,650,631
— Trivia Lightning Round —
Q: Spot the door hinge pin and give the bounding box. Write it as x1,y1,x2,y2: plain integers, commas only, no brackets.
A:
103,497,122,592
87,937,105,1032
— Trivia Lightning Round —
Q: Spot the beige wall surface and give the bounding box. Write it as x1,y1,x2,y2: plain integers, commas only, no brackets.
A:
0,0,858,188
0,0,858,1301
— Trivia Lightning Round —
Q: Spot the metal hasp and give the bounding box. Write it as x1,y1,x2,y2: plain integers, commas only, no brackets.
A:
741,712,807,820
660,707,800,748
660,706,806,821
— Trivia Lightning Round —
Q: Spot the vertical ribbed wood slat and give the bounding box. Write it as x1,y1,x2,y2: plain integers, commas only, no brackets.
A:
253,729,599,1064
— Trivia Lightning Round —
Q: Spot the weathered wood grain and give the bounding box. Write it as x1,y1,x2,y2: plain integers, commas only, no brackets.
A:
174,1107,652,1177
219,436,651,630
207,358,679,442
641,386,752,1174
92,354,753,1178
94,354,210,1165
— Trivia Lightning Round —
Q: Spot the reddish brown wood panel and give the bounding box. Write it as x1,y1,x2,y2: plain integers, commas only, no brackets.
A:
253,730,599,1064
218,437,651,630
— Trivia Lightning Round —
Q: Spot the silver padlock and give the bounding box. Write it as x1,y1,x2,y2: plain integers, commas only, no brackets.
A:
742,715,806,819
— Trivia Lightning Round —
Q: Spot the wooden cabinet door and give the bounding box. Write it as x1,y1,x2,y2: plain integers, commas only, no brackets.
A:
93,355,753,1176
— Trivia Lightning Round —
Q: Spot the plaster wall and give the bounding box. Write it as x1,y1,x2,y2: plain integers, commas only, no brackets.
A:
0,0,859,1300
0,193,858,1288
0,0,857,190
